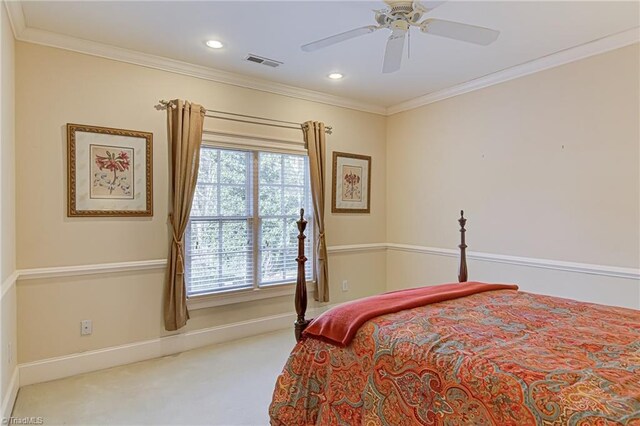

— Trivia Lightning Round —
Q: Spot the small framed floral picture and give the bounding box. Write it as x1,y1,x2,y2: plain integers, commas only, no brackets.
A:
67,123,153,217
332,151,371,213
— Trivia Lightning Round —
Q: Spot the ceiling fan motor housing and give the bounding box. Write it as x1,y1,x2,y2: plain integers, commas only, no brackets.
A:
391,20,410,31
388,2,413,15
379,1,424,26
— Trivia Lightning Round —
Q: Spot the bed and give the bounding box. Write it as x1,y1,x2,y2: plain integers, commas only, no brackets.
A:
269,211,640,425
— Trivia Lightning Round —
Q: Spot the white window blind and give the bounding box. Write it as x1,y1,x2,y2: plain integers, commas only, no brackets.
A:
259,152,313,286
186,146,313,297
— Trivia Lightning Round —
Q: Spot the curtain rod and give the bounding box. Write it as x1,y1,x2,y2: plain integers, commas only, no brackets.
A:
156,100,332,135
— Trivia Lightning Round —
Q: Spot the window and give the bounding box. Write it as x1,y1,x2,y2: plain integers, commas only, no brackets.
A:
186,146,313,297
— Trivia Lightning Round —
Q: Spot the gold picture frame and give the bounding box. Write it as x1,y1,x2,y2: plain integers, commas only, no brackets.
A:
67,123,153,217
331,151,371,214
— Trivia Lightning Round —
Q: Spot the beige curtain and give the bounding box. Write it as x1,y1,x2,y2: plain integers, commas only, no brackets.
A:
303,121,329,302
163,99,206,331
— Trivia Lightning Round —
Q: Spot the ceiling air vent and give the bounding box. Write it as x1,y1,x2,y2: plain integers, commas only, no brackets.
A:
245,54,283,68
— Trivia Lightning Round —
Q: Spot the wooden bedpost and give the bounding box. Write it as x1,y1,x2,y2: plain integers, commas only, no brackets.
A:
458,210,468,283
294,209,310,342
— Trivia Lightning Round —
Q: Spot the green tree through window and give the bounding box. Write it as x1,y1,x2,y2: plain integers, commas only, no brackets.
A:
186,147,313,296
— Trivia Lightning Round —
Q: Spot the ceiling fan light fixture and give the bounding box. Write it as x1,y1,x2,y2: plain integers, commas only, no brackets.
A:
206,40,224,49
327,73,344,80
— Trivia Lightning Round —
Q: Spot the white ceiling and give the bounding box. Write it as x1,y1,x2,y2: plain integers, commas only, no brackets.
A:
16,1,640,107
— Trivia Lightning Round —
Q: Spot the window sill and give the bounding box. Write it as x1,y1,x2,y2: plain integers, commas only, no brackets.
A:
187,281,315,310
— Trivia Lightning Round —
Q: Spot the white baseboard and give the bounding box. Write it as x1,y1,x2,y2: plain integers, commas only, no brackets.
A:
18,304,334,387
1,367,19,419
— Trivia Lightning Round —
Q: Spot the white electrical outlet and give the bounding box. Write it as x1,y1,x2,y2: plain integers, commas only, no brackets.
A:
81,320,93,336
342,280,348,292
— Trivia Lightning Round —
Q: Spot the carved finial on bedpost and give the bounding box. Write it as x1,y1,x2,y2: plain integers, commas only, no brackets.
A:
458,210,468,283
294,208,310,342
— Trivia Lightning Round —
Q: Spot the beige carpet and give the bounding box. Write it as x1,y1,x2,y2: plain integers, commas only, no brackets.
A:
12,329,295,425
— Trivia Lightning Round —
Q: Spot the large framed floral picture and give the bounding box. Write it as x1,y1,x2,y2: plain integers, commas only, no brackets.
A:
332,151,371,213
67,123,153,217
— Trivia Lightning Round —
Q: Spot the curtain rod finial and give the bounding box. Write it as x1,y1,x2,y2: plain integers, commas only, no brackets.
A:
156,100,176,110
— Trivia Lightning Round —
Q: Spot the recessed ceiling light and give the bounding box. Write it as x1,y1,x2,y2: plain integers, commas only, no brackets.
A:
206,40,224,49
327,73,344,80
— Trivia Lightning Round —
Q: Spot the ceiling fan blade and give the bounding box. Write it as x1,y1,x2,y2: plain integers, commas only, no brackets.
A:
382,29,406,74
413,1,446,13
422,18,499,45
301,25,378,52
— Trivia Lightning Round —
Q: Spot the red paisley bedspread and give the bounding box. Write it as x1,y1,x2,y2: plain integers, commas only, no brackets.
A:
270,289,640,425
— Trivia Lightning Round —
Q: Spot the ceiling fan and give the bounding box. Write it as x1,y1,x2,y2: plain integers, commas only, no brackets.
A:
301,1,500,73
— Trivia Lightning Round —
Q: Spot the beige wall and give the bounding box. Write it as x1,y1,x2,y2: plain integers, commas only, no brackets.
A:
386,250,639,308
15,42,387,363
12,38,640,366
1,0,17,413
0,3,13,283
386,44,640,307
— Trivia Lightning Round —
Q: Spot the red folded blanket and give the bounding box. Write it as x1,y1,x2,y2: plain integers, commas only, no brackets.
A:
303,282,519,347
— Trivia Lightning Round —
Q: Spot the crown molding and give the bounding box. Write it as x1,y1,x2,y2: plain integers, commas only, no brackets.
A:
5,3,386,116
387,27,640,115
5,2,639,116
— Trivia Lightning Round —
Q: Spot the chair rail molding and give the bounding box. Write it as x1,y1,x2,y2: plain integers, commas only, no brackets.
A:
18,260,167,281
1,270,19,300
386,243,640,280
327,243,388,254
15,243,639,282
